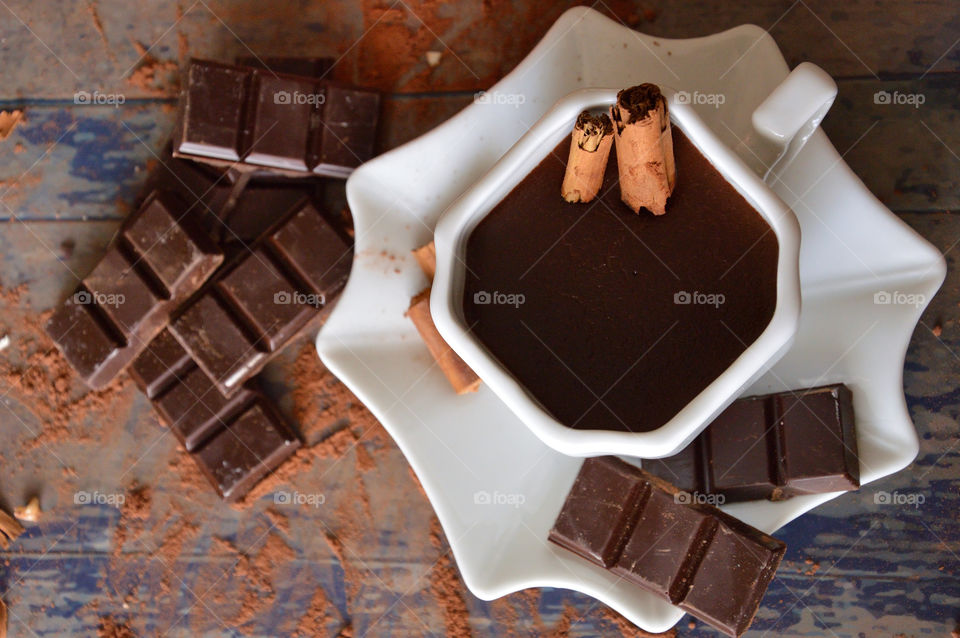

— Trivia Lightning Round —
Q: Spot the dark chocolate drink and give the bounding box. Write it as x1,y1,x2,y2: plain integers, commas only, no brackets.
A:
462,129,778,432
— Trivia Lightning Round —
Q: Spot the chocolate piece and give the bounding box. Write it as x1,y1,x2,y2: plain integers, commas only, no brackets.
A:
45,192,223,389
548,451,646,567
129,329,192,399
462,130,778,433
549,457,785,637
193,399,300,501
131,329,300,500
644,384,859,502
174,59,379,178
169,200,351,396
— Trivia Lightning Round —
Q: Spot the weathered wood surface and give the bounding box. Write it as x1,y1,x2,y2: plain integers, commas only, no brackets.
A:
1,1,958,636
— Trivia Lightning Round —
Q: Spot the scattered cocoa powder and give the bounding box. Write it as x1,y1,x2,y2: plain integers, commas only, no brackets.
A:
97,615,135,638
429,517,472,637
126,42,178,94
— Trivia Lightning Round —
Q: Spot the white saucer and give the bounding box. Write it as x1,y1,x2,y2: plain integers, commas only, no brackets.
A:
317,7,945,633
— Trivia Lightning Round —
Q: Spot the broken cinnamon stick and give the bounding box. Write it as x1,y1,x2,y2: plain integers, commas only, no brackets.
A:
0,597,6,638
406,288,481,394
0,508,24,549
561,111,614,203
413,241,437,280
610,84,676,215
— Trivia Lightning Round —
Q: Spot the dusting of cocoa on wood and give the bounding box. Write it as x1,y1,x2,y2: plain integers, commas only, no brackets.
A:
429,517,472,637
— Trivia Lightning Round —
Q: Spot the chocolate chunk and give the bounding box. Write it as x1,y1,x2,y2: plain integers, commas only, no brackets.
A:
217,248,316,351
173,59,379,178
129,329,192,399
315,84,380,176
679,518,785,636
644,384,860,502
131,329,300,498
549,456,647,567
612,487,715,603
192,399,300,501
45,191,223,389
778,385,859,495
170,294,268,393
169,200,351,396
45,297,125,388
155,366,254,452
549,457,785,637
178,60,250,161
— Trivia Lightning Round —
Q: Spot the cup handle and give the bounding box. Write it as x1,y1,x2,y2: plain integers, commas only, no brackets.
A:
750,62,837,182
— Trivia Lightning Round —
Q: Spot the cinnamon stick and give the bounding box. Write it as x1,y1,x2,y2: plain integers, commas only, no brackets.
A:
561,111,614,203
0,597,6,638
610,84,676,215
406,288,481,394
0,508,24,549
412,241,436,280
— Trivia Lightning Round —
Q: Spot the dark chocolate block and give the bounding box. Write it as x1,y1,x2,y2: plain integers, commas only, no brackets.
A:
131,329,301,500
169,200,351,396
173,59,379,178
644,384,859,502
129,329,192,399
193,399,300,502
45,192,223,389
549,457,786,637
549,455,647,567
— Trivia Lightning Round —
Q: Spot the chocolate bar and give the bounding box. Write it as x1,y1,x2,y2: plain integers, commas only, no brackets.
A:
46,191,223,389
169,200,351,396
174,59,379,178
644,385,859,502
550,457,785,637
131,329,300,501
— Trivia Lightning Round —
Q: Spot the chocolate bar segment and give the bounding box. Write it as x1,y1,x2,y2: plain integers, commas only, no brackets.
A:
178,61,250,161
169,200,351,396
45,191,223,389
549,458,785,637
679,518,785,636
778,385,859,495
132,329,300,499
644,384,859,502
193,400,300,502
549,456,647,567
174,59,379,178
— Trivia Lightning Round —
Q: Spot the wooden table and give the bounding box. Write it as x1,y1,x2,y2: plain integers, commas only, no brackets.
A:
0,1,957,636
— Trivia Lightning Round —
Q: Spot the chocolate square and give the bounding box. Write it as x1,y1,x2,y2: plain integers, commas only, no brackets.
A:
216,248,316,351
169,295,268,396
178,61,251,160
548,457,646,567
192,400,300,501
